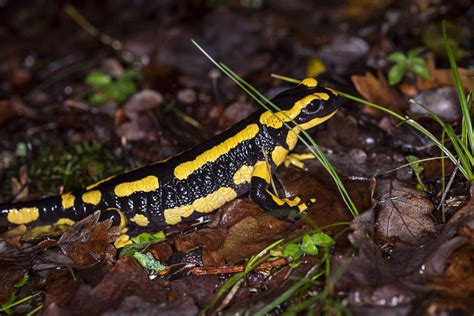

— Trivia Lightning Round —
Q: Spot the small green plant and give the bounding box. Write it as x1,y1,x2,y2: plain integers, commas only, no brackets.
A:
85,68,141,106
271,232,334,267
133,252,166,274
405,155,427,191
0,274,37,315
387,47,430,85
119,231,166,257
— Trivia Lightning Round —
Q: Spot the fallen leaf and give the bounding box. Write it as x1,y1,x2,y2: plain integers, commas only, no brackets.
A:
416,55,473,92
58,211,121,267
351,71,407,117
374,179,436,247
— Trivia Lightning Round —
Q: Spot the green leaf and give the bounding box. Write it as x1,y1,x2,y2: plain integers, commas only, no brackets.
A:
131,231,165,244
15,274,30,288
119,231,166,257
15,143,28,158
301,235,318,256
89,93,108,106
409,57,426,66
86,72,112,88
107,79,137,103
387,52,406,64
406,155,424,173
407,47,425,58
410,63,430,80
133,252,166,273
388,63,406,85
310,233,334,247
283,243,303,260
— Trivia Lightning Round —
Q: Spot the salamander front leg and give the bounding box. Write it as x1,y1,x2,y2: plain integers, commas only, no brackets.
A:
249,161,315,222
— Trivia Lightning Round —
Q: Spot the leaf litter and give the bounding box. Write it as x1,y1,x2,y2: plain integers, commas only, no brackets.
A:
0,1,473,315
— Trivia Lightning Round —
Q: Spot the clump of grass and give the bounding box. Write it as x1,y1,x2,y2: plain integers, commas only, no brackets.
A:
25,141,130,195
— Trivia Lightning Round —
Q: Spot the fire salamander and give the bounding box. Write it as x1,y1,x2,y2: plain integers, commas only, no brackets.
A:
0,78,340,247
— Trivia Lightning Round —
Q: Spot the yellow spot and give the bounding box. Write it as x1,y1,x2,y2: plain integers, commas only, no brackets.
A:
306,59,326,77
114,234,132,248
286,130,299,150
114,175,159,197
7,207,39,224
164,187,238,225
233,165,253,185
260,95,319,129
86,176,115,190
56,218,75,226
301,78,318,87
130,214,149,227
82,190,102,205
61,193,75,209
252,161,271,183
298,110,337,130
271,146,289,166
174,124,260,180
298,204,308,212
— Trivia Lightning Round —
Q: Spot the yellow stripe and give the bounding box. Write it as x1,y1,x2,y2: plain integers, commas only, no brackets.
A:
252,161,271,183
164,187,237,225
86,175,115,190
114,175,159,197
174,124,259,180
233,165,253,185
297,110,337,130
259,95,319,129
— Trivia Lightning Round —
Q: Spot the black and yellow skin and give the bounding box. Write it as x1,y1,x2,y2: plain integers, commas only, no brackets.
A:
0,78,340,246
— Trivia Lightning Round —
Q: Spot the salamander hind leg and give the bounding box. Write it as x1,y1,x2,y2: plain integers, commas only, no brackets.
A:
249,161,315,222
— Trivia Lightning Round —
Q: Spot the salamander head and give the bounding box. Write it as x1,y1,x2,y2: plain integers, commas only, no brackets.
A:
269,78,341,130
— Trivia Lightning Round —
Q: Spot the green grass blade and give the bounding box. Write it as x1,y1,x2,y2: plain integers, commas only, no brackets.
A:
443,21,473,154
254,278,312,316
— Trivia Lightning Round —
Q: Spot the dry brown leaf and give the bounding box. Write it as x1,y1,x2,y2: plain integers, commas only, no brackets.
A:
417,55,473,92
351,71,406,117
374,179,436,246
58,211,120,267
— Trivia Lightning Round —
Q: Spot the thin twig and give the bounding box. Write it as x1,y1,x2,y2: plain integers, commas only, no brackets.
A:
437,163,459,223
377,156,448,176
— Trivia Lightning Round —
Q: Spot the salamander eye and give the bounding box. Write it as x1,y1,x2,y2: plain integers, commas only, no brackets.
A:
305,99,321,113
